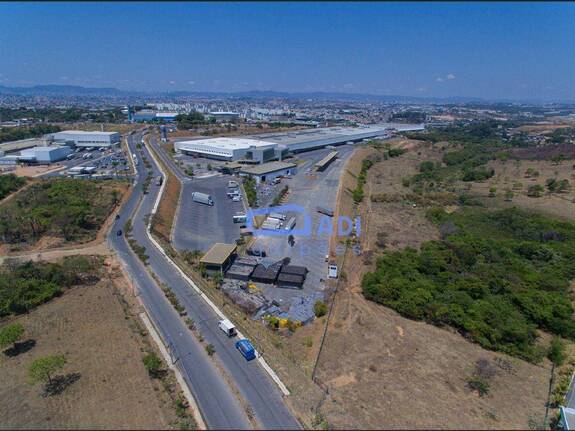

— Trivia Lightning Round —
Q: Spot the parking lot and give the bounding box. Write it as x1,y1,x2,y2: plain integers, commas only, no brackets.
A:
41,146,129,179
172,175,245,252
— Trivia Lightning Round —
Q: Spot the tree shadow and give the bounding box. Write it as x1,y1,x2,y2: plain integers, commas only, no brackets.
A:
41,373,82,397
149,369,168,379
3,339,36,357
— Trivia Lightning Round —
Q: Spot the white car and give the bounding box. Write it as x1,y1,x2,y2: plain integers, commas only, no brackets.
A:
232,195,241,202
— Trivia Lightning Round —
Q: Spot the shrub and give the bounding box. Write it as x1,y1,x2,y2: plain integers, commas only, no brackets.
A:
205,344,215,356
314,300,328,318
527,184,545,197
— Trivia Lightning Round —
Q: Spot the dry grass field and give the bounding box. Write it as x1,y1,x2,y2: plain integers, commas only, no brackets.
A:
315,140,557,429
0,257,179,430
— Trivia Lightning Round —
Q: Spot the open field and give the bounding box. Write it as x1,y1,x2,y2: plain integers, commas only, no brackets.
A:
315,140,556,429
0,256,179,430
168,123,309,138
54,122,144,134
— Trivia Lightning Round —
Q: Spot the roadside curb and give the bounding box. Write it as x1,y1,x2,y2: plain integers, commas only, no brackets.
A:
145,135,291,397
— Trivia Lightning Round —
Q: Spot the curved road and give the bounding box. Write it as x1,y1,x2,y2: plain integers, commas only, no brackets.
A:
108,132,300,430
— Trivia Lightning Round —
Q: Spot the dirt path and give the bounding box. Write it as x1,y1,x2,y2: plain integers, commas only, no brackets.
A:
0,242,111,265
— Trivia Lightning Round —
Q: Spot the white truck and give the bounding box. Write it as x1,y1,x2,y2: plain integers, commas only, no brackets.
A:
328,263,338,279
218,319,237,337
192,191,214,206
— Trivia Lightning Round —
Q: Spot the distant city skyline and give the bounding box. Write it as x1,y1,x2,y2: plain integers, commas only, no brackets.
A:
1,2,574,102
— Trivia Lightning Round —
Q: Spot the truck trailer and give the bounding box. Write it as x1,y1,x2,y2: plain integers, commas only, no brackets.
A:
191,191,214,206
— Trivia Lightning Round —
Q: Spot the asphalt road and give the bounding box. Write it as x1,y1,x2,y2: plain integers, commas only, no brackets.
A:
108,132,300,430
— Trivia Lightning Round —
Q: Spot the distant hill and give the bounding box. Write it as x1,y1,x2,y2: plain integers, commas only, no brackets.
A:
0,84,126,96
0,84,571,104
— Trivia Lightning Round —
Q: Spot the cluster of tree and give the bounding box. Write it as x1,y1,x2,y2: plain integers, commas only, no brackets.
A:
0,124,61,144
0,179,120,245
0,256,101,318
352,158,375,203
243,177,257,207
175,111,215,129
0,174,26,200
405,122,519,192
546,178,571,193
362,207,575,362
549,127,575,145
390,111,426,123
0,107,125,123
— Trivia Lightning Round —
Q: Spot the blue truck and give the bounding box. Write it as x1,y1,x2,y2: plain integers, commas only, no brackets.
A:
235,339,256,361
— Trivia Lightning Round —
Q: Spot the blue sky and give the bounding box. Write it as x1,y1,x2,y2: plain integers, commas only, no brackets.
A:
0,2,574,101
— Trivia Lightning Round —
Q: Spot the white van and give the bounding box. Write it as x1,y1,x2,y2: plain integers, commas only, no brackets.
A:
218,319,237,337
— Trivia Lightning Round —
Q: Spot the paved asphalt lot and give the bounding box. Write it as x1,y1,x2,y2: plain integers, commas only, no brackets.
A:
173,176,244,252
109,132,299,430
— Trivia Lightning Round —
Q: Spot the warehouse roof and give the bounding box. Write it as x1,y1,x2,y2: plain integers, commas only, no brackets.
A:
200,243,237,266
177,137,275,151
240,161,296,176
55,130,119,136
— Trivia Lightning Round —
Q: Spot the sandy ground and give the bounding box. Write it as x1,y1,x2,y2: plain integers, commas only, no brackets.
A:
315,140,553,429
5,164,66,178
0,258,177,429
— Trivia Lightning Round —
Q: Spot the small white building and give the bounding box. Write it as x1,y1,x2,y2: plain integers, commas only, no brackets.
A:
52,130,121,148
239,161,297,184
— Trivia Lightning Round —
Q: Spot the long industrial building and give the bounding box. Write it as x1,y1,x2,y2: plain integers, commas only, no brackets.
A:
51,130,121,147
173,123,424,163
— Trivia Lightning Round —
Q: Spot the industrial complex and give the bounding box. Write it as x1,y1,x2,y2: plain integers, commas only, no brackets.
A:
173,123,423,163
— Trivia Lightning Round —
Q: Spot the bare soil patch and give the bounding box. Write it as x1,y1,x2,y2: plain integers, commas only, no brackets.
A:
0,258,177,429
317,286,550,430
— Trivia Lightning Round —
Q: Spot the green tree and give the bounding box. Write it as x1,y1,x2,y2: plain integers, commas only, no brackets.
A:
0,323,25,350
29,354,66,385
548,337,566,366
488,187,497,198
142,352,163,377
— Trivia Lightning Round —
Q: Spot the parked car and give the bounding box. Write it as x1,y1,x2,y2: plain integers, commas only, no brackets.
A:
235,339,256,361
116,230,122,236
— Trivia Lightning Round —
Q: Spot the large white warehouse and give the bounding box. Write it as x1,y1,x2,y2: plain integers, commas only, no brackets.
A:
174,137,279,162
19,146,73,164
52,130,121,148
